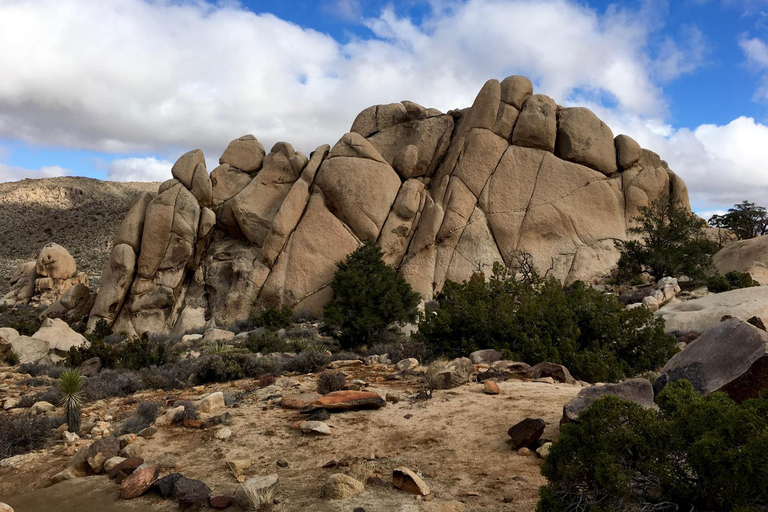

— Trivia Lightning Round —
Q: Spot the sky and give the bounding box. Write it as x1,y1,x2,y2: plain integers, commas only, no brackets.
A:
3,1,768,218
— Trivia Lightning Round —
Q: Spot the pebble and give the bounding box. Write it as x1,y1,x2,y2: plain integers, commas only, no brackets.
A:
214,428,232,441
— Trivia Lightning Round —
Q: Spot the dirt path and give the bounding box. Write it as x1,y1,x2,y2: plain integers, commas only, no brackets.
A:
0,370,581,512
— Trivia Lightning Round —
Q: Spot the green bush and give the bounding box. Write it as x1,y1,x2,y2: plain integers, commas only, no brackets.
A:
322,244,420,350
709,200,768,240
538,381,768,512
249,303,293,332
4,350,19,366
66,338,120,369
243,331,291,354
615,197,718,284
58,369,83,433
415,263,676,383
707,270,760,293
67,335,177,371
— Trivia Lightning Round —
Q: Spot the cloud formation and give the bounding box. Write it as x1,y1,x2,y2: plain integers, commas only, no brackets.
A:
0,164,71,183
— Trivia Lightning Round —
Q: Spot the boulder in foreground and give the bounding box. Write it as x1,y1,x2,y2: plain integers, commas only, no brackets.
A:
562,378,656,424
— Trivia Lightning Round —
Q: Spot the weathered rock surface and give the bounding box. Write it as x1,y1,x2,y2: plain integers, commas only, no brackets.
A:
392,467,430,496
233,475,278,509
507,418,546,449
562,378,656,424
654,318,768,402
655,286,768,334
309,391,386,411
713,235,768,284
321,473,363,499
31,318,87,353
89,75,691,332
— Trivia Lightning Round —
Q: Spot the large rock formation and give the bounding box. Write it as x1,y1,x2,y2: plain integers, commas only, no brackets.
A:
1,243,89,308
89,75,690,334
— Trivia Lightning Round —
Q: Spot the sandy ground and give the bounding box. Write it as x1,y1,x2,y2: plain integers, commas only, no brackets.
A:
0,366,581,512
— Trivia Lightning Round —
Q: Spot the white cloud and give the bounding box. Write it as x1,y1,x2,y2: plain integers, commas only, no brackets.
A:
107,157,174,182
0,164,71,183
0,0,699,159
323,0,363,21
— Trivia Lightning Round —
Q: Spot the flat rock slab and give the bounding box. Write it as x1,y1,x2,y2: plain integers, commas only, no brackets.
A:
392,467,430,496
280,393,322,410
3,476,176,512
654,318,768,402
308,391,386,412
561,379,656,424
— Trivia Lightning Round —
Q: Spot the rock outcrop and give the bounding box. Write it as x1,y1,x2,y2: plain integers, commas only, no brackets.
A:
655,286,768,334
89,75,690,333
654,318,768,402
713,235,768,284
1,243,89,308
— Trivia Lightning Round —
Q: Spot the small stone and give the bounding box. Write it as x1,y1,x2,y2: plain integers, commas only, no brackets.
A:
173,477,212,509
108,457,144,480
533,377,556,384
103,456,127,473
517,447,532,456
62,431,80,444
483,380,500,395
321,473,364,499
503,493,515,503
214,427,232,441
0,503,13,512
277,460,289,468
392,467,430,496
395,358,420,372
199,391,226,413
536,442,552,459
152,472,183,498
300,421,331,435
303,409,330,421
119,433,136,449
183,419,204,429
210,496,232,509
120,441,143,459
31,401,55,415
137,426,156,438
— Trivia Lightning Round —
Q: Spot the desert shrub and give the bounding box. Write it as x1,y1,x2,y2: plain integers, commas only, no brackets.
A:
415,263,676,383
86,319,113,342
316,371,346,394
191,352,270,384
330,351,360,362
19,363,56,378
172,400,200,424
4,350,20,366
83,369,146,400
19,377,48,387
244,331,291,355
367,340,428,364
707,270,760,293
121,336,179,370
286,350,330,374
0,414,51,460
615,197,718,284
538,381,768,512
250,303,293,332
66,338,120,369
121,401,160,434
321,244,420,350
19,385,63,408
257,374,276,387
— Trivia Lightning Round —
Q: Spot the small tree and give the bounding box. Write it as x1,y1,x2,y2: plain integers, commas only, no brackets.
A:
58,369,83,433
709,200,768,240
321,244,420,350
615,197,718,284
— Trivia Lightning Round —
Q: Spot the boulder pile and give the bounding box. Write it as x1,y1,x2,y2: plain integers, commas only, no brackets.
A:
87,75,690,335
1,243,90,308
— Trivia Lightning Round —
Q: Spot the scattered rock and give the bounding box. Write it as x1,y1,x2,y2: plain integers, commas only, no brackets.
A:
276,460,289,468
536,442,552,459
199,391,226,413
392,467,430,496
103,456,126,473
280,393,322,410
517,447,532,456
321,473,364,499
507,418,546,450
469,349,502,365
530,362,575,384
210,495,232,509
77,357,102,377
748,316,767,331
152,472,183,498
137,426,156,439
108,457,144,480
562,378,657,424
433,357,474,390
214,427,232,441
395,358,420,372
120,464,160,499
30,401,55,415
308,391,386,411
173,477,213,510
300,421,331,435
483,380,500,395
86,435,120,473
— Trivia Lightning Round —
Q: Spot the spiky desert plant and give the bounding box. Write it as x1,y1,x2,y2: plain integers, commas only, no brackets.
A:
206,341,229,355
4,350,20,366
58,369,83,433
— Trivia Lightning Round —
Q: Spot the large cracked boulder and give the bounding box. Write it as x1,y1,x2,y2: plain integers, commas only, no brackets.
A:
89,75,691,332
713,235,768,284
654,318,768,402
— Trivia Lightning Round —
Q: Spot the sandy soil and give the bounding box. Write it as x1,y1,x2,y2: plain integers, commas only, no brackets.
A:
0,366,581,512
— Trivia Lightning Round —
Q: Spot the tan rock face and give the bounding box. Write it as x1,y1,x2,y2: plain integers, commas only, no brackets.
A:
36,243,76,279
90,73,689,331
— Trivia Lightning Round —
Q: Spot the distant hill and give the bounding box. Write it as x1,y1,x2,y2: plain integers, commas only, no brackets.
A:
0,177,158,295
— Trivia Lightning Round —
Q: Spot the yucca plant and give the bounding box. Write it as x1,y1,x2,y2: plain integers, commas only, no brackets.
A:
206,341,229,355
4,350,20,366
58,369,83,433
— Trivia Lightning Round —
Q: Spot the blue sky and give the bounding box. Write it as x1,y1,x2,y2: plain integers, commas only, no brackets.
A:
3,0,768,216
